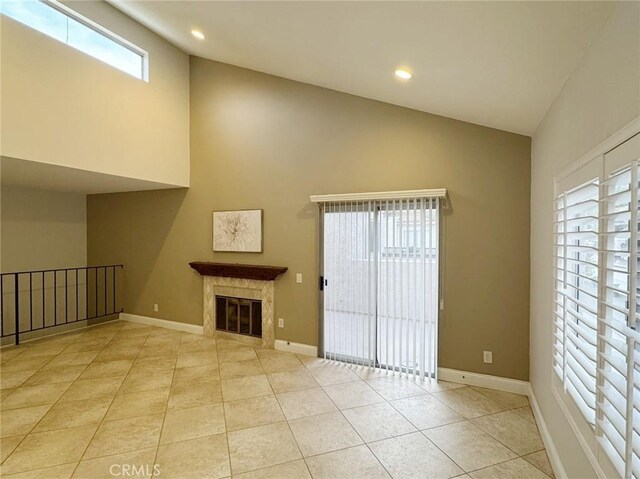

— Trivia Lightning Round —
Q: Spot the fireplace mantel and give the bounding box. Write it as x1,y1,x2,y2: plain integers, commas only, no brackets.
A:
189,262,287,281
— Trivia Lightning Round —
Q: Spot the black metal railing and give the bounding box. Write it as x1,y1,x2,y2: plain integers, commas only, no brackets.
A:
0,265,123,345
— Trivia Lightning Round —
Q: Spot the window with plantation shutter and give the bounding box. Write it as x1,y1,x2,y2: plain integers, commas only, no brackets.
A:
599,138,639,478
554,132,639,478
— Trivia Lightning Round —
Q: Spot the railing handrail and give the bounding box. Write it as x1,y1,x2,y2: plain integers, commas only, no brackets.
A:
0,264,124,276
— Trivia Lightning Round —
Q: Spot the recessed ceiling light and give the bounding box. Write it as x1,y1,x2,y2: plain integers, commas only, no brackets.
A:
394,68,412,80
191,29,206,41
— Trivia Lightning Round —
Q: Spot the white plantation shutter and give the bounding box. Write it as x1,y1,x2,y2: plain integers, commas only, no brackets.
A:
598,162,633,474
553,195,566,378
632,354,640,477
554,133,640,478
600,138,640,479
554,178,600,425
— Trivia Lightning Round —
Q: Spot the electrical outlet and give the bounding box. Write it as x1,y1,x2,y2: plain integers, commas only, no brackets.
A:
153,303,159,312
483,350,493,364
296,273,303,283
278,318,284,328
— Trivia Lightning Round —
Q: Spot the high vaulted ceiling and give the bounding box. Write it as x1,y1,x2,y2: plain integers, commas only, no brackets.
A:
110,1,616,136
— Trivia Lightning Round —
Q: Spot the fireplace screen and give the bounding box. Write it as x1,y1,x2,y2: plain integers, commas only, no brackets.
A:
215,296,262,338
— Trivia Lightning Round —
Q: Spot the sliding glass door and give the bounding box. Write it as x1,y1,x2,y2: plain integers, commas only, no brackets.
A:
320,197,440,380
322,202,377,365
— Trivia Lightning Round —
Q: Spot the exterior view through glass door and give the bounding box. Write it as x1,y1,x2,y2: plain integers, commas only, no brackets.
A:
320,195,441,380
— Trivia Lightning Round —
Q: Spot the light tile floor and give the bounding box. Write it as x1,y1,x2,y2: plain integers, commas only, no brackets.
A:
0,321,555,478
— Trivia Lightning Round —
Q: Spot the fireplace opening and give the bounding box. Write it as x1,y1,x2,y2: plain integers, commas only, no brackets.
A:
215,296,262,338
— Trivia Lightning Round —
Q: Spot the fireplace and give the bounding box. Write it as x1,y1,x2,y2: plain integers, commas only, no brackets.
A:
216,296,262,338
189,262,288,349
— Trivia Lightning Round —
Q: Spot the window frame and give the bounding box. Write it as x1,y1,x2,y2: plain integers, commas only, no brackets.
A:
1,0,149,81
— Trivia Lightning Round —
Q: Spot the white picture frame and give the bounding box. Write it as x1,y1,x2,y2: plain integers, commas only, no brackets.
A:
213,209,263,253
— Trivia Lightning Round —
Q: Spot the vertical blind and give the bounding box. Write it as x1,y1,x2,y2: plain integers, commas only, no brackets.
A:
322,201,376,368
554,134,639,478
319,194,441,381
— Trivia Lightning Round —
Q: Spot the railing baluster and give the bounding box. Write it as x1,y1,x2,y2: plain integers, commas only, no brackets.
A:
42,272,45,328
94,267,98,319
29,272,33,331
14,274,20,345
112,266,116,314
85,269,89,320
53,271,57,326
76,269,79,322
65,270,68,324
104,267,107,317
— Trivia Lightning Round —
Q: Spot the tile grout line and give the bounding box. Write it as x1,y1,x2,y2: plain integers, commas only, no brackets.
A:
1,331,106,470
69,324,146,477
463,455,552,478
291,359,340,477
411,397,550,477
307,370,394,478
416,427,484,476
465,407,545,457
309,361,549,478
219,342,235,477
326,375,450,478
372,398,549,478
227,346,337,476
2,328,551,478
151,336,183,476
225,344,304,477
0,327,118,470
209,337,234,478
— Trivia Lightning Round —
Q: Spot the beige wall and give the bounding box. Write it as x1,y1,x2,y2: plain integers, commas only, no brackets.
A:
0,185,122,344
0,1,190,187
531,2,639,477
1,186,86,272
88,58,531,380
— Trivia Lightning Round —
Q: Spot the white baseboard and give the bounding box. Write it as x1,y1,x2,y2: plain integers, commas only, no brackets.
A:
274,339,318,357
119,314,317,355
437,367,530,395
529,385,567,479
118,313,204,335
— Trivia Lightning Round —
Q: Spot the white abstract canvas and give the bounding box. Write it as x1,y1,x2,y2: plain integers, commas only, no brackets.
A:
213,209,263,252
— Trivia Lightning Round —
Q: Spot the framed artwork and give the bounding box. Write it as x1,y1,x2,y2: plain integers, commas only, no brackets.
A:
213,209,263,252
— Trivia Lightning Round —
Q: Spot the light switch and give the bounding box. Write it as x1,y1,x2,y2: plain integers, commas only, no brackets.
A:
483,351,493,364
296,273,303,283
